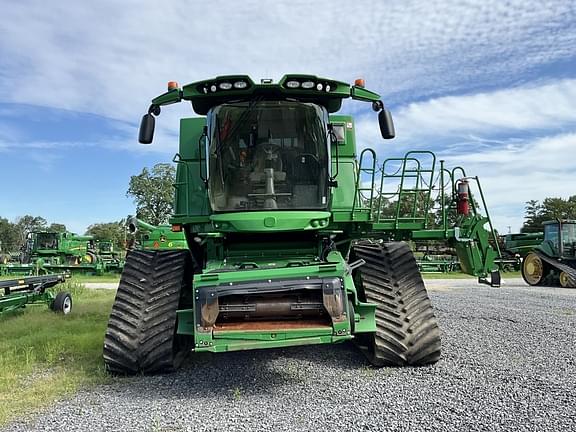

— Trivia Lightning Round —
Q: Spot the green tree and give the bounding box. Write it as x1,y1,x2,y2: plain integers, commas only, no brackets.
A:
85,221,126,250
521,196,576,233
0,217,20,252
521,200,544,233
47,223,67,233
14,215,47,244
127,163,175,225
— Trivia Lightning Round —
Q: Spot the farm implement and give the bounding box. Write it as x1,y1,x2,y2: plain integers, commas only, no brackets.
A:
0,274,72,315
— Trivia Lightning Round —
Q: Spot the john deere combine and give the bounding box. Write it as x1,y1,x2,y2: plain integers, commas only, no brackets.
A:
104,75,501,374
522,220,576,287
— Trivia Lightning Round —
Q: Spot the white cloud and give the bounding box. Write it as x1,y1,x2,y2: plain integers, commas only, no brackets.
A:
0,0,575,122
355,78,576,151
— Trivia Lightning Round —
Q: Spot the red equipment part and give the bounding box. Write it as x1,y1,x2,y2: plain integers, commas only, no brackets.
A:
457,180,470,216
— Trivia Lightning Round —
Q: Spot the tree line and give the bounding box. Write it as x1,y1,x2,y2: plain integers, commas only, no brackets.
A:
521,196,576,233
0,216,127,252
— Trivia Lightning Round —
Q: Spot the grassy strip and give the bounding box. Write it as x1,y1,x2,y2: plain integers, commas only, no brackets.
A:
0,281,116,426
69,274,121,283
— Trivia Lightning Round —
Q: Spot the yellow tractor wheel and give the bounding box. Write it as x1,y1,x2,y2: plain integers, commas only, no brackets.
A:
522,252,545,286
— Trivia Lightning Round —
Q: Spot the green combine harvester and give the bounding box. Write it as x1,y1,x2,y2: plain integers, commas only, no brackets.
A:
104,75,501,374
521,220,576,287
0,231,123,276
126,216,187,250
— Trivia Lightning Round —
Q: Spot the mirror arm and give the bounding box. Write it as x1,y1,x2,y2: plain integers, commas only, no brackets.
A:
151,89,183,106
350,86,380,102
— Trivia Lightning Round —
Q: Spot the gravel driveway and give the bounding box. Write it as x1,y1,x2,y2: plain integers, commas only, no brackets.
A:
5,279,576,432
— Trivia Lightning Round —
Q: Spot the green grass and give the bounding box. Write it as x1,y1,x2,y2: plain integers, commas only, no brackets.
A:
0,281,116,426
69,273,121,283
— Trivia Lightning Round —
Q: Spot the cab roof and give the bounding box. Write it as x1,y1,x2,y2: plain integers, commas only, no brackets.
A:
151,74,381,115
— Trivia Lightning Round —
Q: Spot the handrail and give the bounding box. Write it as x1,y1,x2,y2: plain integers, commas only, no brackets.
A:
352,148,377,216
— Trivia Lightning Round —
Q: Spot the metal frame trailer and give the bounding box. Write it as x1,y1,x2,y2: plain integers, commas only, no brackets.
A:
0,274,72,315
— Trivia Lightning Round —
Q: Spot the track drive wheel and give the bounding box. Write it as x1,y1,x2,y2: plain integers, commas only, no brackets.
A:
103,249,193,375
559,271,574,288
350,241,441,367
522,252,546,286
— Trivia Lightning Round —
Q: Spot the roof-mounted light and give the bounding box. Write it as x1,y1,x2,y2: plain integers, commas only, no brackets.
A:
286,80,300,88
167,81,179,91
210,84,217,92
234,81,248,89
354,78,365,88
301,81,315,89
219,82,232,90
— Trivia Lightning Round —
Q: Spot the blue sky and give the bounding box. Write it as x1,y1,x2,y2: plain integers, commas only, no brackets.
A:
0,0,575,234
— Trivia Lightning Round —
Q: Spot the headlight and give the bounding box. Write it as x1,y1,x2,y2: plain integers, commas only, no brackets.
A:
286,80,300,88
219,82,232,90
234,81,248,89
301,81,315,89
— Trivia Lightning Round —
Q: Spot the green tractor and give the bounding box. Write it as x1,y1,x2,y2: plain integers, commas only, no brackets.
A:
126,216,188,250
521,220,576,288
103,75,501,374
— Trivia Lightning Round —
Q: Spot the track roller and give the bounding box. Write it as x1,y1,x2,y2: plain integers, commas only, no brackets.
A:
351,241,441,367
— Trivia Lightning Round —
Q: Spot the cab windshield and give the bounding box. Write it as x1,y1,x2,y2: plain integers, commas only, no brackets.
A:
207,101,329,212
36,233,58,250
545,222,576,254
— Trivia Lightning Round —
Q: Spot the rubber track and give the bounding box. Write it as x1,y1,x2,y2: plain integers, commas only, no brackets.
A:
352,241,441,366
103,249,191,374
535,251,576,287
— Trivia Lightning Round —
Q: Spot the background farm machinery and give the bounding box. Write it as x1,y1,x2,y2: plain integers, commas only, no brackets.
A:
0,274,72,315
0,231,124,276
521,220,576,287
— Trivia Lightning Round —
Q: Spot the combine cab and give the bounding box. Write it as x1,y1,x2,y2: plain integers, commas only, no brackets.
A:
522,220,576,288
103,75,501,374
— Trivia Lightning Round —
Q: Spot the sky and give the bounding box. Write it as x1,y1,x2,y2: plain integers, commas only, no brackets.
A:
0,0,575,234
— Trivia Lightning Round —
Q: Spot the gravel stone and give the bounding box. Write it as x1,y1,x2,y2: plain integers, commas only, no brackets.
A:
4,278,575,432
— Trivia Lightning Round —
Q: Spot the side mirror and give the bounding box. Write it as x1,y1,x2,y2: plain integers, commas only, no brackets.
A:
138,114,155,144
378,109,395,139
